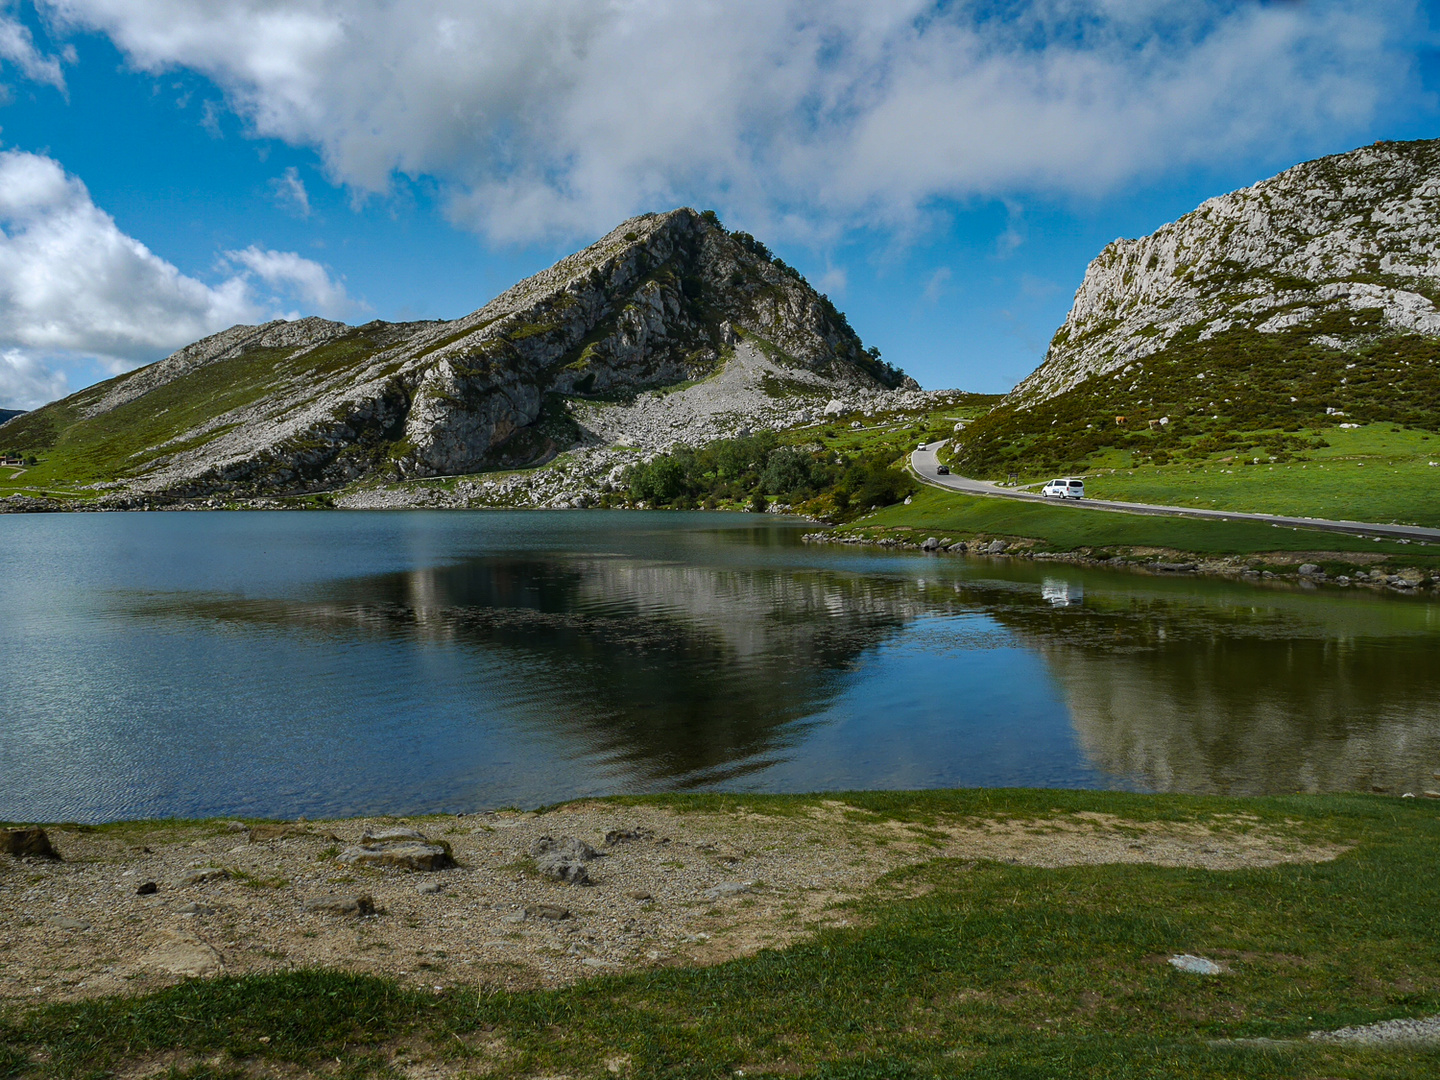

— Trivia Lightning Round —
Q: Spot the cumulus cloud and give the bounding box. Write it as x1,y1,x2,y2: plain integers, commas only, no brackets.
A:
36,0,1425,241
0,148,353,409
0,8,66,90
0,347,68,411
225,244,350,316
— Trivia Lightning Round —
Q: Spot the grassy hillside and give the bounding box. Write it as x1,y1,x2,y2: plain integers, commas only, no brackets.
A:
1080,424,1440,528
955,314,1440,483
3,789,1439,1079
0,328,402,500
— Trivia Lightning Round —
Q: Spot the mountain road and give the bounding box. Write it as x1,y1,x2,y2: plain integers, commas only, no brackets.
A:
909,444,1440,544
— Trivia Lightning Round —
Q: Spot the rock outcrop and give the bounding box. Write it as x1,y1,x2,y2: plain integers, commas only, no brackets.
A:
955,138,1440,477
1,209,911,500
1013,139,1440,405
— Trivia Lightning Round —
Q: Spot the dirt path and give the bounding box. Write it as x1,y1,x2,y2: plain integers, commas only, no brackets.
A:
0,802,1344,1003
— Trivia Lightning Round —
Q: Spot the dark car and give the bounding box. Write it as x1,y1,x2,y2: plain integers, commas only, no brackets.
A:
936,465,950,475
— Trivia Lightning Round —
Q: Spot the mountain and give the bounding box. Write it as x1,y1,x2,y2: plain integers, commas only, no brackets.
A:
958,139,1440,476
0,409,24,426
0,209,913,502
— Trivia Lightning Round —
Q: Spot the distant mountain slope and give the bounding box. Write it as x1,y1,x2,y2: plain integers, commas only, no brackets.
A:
0,209,908,499
958,139,1440,477
0,409,24,427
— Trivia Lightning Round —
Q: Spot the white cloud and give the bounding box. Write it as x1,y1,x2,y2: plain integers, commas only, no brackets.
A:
0,10,66,90
0,148,254,361
225,244,351,317
270,165,310,216
0,347,68,411
35,0,1425,242
0,149,354,409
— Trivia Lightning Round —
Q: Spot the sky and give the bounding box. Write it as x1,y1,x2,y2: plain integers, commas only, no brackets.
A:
0,0,1437,411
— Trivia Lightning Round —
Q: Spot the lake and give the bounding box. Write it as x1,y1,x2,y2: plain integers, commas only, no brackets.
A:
3,510,1438,822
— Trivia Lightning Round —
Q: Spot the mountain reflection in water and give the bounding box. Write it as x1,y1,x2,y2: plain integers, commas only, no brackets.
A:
141,554,940,787
2,510,1438,820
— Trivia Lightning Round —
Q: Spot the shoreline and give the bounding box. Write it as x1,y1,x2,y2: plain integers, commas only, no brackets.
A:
5,788,1439,1079
0,789,1372,1004
806,529,1440,595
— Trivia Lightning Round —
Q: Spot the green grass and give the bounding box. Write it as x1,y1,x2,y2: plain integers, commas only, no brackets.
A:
4,790,1440,1078
0,331,394,496
1079,424,1440,528
848,483,1439,562
955,310,1440,483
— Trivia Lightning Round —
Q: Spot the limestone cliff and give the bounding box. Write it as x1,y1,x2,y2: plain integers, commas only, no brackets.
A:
956,139,1440,477
1014,139,1440,404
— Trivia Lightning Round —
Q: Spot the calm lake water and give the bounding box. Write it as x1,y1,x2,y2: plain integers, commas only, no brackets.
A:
3,510,1439,822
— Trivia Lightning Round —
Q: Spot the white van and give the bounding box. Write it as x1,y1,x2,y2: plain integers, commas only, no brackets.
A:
1041,477,1085,500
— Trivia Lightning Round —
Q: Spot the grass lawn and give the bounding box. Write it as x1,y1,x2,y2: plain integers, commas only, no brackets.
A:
4,789,1439,1079
1065,425,1440,529
844,484,1439,564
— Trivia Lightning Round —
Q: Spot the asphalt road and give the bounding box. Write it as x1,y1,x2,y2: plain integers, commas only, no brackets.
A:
909,443,1440,544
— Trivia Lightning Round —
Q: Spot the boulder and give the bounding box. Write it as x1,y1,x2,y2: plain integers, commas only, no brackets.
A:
144,930,224,977
984,540,1008,555
304,893,376,916
702,881,752,900
529,836,599,884
823,399,845,416
360,827,426,844
921,537,941,551
1168,954,1222,975
536,851,592,885
531,835,599,861
1,827,58,860
182,867,229,886
339,841,454,872
1297,563,1321,576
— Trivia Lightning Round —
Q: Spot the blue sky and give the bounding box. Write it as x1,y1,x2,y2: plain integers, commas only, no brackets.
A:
0,0,1437,410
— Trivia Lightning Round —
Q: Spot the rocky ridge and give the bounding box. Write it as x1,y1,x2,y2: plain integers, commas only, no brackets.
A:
0,209,913,505
1012,139,1440,405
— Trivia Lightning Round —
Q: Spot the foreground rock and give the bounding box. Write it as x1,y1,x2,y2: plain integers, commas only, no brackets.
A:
0,827,58,860
143,931,224,977
304,894,376,917
531,835,600,884
339,834,455,872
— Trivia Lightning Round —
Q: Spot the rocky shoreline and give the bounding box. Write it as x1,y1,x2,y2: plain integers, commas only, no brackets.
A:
803,530,1440,594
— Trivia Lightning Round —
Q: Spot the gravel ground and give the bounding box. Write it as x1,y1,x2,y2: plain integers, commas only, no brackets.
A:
0,802,1343,1003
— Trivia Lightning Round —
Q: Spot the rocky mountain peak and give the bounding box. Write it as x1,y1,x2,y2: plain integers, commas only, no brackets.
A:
1,208,913,500
1011,138,1440,406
